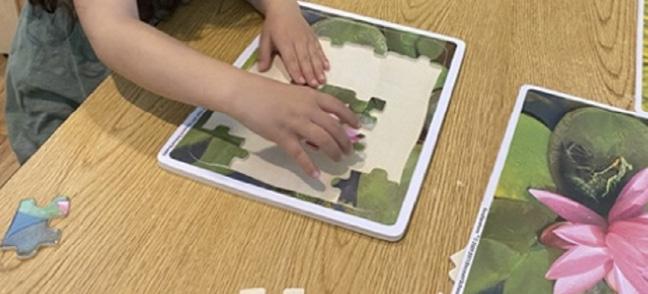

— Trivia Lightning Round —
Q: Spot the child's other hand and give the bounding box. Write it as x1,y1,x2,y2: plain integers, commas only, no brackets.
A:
229,78,360,179
258,1,329,88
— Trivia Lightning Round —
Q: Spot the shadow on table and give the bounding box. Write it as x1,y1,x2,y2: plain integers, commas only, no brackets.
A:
87,0,263,155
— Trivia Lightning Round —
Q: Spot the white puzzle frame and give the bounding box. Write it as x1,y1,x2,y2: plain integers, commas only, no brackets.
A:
158,1,466,241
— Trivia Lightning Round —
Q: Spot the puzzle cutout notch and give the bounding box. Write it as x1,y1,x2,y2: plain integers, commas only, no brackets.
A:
319,84,386,131
1,196,70,259
196,84,385,170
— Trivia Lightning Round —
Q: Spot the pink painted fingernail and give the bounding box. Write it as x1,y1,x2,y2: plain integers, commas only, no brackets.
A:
311,171,321,179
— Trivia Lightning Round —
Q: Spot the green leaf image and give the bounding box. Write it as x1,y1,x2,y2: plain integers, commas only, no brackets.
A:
434,64,448,90
355,169,400,224
242,51,259,70
549,107,648,216
584,281,615,294
416,37,446,60
311,17,388,54
503,246,561,294
496,114,555,201
384,29,419,58
464,239,523,294
481,198,556,253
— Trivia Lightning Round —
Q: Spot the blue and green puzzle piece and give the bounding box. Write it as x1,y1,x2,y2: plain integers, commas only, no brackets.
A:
1,196,70,259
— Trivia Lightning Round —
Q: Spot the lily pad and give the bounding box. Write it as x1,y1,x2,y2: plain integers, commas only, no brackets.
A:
503,246,561,294
496,114,555,201
464,239,522,294
549,107,648,216
311,17,388,54
355,169,400,224
416,37,446,60
481,198,556,252
584,281,615,294
396,144,423,199
384,29,419,58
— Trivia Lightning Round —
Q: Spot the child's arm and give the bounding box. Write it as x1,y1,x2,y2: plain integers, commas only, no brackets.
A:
74,0,359,178
245,0,329,88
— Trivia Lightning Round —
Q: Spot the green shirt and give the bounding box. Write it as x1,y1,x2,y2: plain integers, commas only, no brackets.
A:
5,4,108,164
5,3,176,164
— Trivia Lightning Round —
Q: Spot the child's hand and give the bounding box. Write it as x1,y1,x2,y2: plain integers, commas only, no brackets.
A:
257,1,329,88
228,77,360,179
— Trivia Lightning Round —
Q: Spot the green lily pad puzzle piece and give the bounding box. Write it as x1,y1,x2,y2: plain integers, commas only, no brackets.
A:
192,125,249,167
311,17,389,55
1,196,70,259
332,169,400,224
319,85,386,130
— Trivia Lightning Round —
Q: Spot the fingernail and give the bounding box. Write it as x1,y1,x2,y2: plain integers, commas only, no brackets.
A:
298,77,306,84
311,79,319,85
311,170,321,179
318,74,326,82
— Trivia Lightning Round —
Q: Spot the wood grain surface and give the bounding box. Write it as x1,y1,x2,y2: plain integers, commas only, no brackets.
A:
0,0,638,293
0,55,20,188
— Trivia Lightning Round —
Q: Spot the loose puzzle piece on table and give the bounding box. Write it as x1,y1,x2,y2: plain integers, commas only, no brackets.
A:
240,288,266,294
283,289,305,294
449,248,467,282
1,196,70,259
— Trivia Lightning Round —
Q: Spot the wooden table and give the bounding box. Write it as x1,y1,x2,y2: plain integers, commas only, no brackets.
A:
0,0,21,54
0,0,637,293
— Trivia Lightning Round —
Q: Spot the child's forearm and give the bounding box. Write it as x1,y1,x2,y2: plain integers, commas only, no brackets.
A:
245,0,296,16
76,0,252,114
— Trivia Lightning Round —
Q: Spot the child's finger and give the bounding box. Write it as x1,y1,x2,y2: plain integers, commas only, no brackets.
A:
279,45,306,85
299,124,343,162
294,42,319,87
316,94,361,128
312,112,351,155
278,136,320,178
258,34,274,72
315,37,330,70
308,38,327,84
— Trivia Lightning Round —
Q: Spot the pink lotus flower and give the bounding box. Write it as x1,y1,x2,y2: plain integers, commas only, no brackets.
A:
529,168,648,294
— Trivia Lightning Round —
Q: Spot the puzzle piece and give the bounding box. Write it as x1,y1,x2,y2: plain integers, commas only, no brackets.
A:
319,84,386,130
240,288,266,294
311,17,389,54
188,126,249,167
283,289,305,294
331,169,401,224
356,169,400,224
171,113,249,171
449,248,467,282
1,196,70,259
